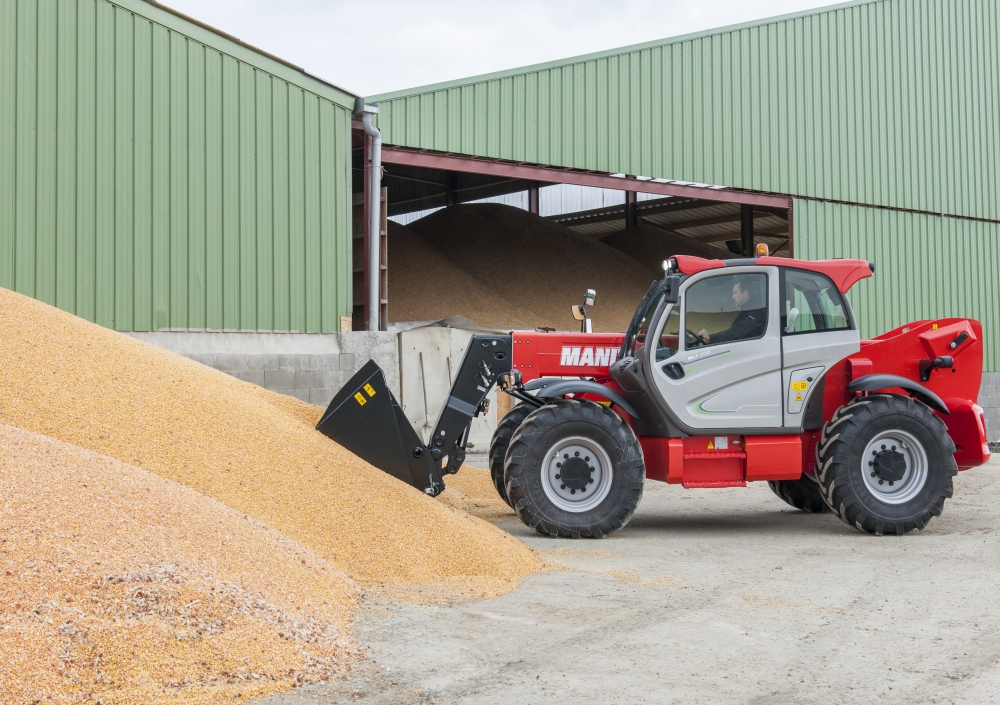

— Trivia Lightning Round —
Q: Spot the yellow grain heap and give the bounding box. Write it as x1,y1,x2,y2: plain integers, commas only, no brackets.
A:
0,424,355,704
0,287,541,592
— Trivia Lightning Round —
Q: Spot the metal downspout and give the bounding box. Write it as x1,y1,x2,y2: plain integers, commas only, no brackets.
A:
355,98,381,331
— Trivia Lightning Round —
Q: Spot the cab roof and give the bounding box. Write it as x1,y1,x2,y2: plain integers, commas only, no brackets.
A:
671,255,874,293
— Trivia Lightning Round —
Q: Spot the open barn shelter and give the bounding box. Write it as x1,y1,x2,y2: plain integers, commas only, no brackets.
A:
355,0,1000,428
2,0,999,429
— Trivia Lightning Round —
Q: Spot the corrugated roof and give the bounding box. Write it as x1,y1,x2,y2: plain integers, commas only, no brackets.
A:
368,0,881,101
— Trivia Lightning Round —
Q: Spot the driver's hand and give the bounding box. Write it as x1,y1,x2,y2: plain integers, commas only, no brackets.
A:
698,329,710,342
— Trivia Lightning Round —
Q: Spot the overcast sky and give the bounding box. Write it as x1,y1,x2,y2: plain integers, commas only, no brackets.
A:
162,0,841,97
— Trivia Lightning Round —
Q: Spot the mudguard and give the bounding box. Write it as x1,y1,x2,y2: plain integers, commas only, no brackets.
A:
534,380,640,419
847,374,949,415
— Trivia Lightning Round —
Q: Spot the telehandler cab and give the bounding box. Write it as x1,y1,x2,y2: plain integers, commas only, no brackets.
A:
317,252,990,537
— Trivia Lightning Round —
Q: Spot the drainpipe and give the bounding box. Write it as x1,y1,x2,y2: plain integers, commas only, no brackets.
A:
355,98,381,332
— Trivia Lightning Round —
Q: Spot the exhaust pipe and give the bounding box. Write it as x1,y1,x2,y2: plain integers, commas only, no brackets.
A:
316,335,513,495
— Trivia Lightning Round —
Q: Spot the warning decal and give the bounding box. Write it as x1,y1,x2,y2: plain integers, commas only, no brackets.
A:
791,381,809,391
354,392,367,406
363,383,376,397
795,392,804,402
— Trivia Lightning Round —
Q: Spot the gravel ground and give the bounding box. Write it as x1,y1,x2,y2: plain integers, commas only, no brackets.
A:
254,457,1000,705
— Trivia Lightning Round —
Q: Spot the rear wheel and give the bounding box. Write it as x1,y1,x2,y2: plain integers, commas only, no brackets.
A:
767,476,828,513
504,399,644,538
489,403,533,506
816,394,956,535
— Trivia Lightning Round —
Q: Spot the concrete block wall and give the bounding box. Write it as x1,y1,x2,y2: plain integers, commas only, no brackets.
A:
126,331,398,407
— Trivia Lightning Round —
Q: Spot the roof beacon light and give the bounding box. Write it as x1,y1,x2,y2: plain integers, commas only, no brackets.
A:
755,243,770,257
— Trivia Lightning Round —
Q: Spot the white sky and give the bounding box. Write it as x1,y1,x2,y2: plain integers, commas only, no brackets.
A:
161,0,842,97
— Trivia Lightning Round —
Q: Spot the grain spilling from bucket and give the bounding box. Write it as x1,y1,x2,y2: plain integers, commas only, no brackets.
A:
0,424,356,705
0,288,541,594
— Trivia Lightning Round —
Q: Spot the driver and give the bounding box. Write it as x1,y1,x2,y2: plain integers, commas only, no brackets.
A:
697,277,766,344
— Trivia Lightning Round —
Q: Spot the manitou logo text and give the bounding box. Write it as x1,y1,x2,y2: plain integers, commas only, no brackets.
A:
560,346,620,367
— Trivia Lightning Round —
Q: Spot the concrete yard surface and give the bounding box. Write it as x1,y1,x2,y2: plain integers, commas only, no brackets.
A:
255,457,1000,705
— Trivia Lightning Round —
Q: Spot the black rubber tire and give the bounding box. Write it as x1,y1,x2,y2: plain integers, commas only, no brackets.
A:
815,394,957,535
504,399,645,538
767,476,829,513
488,403,533,507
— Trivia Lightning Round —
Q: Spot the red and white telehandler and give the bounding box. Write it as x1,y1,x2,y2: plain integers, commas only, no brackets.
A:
317,251,991,537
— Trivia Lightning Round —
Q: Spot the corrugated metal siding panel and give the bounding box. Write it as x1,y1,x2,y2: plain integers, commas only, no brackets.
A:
1,0,352,333
795,198,1000,372
374,0,1000,222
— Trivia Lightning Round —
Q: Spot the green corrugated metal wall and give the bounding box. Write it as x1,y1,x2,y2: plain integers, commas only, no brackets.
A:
0,0,355,333
795,199,1000,371
371,0,999,223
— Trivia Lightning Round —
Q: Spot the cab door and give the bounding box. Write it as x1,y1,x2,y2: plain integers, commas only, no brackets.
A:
779,268,861,427
649,267,784,430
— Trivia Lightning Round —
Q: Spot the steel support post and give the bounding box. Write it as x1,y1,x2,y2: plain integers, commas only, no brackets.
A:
740,204,755,256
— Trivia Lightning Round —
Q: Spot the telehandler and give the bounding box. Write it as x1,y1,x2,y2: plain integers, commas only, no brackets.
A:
317,250,990,537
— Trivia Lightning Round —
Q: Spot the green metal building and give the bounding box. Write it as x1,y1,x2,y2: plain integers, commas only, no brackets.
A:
1,0,997,421
368,0,1000,373
0,0,357,334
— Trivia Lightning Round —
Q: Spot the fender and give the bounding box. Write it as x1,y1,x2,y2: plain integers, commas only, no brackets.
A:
534,380,640,419
846,374,950,415
523,378,560,391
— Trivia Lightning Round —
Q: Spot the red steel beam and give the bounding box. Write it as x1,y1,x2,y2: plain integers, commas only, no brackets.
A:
381,146,792,209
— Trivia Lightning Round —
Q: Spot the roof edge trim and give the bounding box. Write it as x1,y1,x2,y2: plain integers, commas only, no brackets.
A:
111,0,359,108
369,0,883,102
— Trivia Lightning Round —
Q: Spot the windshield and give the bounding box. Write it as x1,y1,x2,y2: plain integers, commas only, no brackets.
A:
621,280,665,359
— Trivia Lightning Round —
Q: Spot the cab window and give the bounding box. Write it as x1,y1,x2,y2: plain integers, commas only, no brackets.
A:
623,282,664,357
781,269,850,334
654,305,681,361
684,273,768,349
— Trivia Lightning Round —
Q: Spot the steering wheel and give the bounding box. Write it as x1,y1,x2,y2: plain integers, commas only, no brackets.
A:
684,328,705,347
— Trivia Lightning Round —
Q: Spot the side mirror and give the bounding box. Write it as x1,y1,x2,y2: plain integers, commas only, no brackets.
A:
571,304,587,321
663,275,682,304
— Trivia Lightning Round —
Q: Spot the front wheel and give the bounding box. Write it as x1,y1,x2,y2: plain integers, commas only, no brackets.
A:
504,399,644,538
816,394,957,535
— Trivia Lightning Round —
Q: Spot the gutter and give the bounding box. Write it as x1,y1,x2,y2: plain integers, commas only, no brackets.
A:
354,98,382,332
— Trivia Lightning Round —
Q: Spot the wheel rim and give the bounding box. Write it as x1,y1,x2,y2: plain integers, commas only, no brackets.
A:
540,435,613,513
860,429,928,505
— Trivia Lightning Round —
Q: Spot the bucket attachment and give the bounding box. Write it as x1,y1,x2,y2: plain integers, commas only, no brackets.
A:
315,335,513,495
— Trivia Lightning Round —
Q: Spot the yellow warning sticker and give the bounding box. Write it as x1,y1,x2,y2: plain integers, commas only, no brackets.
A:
363,383,376,397
795,392,804,402
354,392,367,406
707,442,715,450
791,381,809,391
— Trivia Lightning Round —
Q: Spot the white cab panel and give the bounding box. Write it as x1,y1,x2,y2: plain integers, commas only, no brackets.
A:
652,266,784,430
781,329,860,425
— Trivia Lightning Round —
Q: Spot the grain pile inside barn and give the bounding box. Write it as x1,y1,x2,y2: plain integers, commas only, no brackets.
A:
388,204,658,331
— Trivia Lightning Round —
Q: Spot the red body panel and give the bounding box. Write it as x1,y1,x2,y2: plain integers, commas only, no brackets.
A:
830,318,990,470
745,436,803,481
512,331,624,382
756,256,873,293
673,254,873,294
672,255,726,275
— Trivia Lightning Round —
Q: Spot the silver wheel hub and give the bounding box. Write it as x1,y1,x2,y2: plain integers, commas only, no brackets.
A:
541,436,613,513
861,429,928,505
